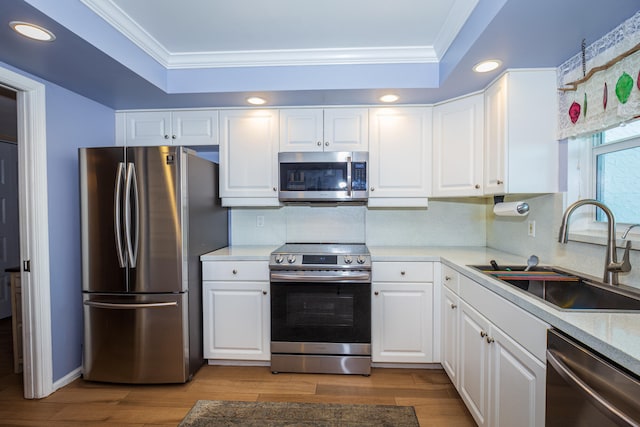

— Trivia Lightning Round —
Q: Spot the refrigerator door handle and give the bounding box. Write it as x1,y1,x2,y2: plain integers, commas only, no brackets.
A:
114,162,127,268
124,162,140,268
84,300,178,309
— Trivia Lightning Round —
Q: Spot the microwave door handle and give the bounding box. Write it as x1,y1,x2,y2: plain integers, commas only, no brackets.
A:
546,349,639,426
346,156,352,197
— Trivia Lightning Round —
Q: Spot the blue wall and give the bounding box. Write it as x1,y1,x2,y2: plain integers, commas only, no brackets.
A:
0,61,114,382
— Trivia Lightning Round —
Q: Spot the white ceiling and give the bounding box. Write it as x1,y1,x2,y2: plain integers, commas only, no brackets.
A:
82,0,478,68
2,0,638,109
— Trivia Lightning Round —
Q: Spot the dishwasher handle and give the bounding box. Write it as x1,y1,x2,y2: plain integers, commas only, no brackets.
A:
547,349,640,426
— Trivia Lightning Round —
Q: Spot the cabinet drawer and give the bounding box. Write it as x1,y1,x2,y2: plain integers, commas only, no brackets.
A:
442,264,460,293
373,262,433,282
202,261,269,281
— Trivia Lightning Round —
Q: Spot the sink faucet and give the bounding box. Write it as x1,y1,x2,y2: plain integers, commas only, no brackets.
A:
558,199,631,285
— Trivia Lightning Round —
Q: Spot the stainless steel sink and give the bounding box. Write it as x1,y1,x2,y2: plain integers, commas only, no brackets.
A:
470,265,640,311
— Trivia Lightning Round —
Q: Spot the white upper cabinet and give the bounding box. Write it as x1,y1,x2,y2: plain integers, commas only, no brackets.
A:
432,93,484,197
115,110,219,146
219,109,280,206
484,69,559,195
279,108,368,152
368,107,432,207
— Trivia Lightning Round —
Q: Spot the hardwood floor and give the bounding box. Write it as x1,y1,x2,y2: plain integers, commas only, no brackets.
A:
0,319,475,426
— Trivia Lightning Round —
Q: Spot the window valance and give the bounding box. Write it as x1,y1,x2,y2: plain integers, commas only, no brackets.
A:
558,11,640,139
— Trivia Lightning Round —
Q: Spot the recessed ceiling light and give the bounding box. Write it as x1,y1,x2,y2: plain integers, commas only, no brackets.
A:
379,94,399,103
246,96,266,105
473,60,501,73
10,21,56,42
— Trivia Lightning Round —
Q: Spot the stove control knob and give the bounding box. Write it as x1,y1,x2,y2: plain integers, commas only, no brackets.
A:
274,255,284,264
357,256,366,264
344,255,353,264
287,255,297,264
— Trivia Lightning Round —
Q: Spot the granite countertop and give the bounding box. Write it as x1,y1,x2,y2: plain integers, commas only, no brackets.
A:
201,245,640,376
200,245,278,261
368,245,640,377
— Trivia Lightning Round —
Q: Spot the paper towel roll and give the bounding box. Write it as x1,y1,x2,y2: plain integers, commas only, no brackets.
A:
493,201,529,216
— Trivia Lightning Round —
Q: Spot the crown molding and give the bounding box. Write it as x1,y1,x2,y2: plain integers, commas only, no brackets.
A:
82,0,439,69
167,46,439,69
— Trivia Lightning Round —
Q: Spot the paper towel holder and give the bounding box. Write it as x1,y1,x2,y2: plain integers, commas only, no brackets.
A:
493,195,530,216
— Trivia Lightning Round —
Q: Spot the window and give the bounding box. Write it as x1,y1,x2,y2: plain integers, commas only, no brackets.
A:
592,120,640,224
565,119,640,244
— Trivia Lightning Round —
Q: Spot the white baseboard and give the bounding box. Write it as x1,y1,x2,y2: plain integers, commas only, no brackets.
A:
52,367,82,392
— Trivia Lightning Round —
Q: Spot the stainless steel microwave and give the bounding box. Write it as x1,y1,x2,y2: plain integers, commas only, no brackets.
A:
278,152,368,202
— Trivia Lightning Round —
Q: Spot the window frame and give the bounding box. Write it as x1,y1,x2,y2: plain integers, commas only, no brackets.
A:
566,124,640,246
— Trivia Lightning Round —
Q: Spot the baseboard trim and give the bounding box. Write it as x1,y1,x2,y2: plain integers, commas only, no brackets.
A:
52,367,82,392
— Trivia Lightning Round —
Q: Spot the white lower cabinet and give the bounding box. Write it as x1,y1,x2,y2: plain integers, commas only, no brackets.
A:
202,261,270,361
372,262,434,363
441,286,459,387
444,269,547,427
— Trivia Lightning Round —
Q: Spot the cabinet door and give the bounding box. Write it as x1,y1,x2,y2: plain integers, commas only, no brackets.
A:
121,111,172,146
372,281,433,363
279,109,324,152
484,76,507,194
202,281,270,360
172,110,219,146
433,94,484,196
219,109,279,204
368,107,432,204
323,108,369,151
459,301,491,427
441,287,459,388
490,326,546,427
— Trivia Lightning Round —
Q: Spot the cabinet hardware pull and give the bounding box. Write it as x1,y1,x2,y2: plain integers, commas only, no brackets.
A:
480,331,487,338
370,187,375,191
374,291,379,296
497,180,503,185
171,135,176,139
486,336,495,344
317,141,322,146
232,269,238,275
400,271,406,275
475,184,480,189
450,304,457,309
164,135,169,139
263,291,267,295
325,141,329,146
445,276,451,281
273,187,277,191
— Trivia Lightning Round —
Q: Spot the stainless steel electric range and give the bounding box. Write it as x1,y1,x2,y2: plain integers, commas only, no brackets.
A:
269,243,371,375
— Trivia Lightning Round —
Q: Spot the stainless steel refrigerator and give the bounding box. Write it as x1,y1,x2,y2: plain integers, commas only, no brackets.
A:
79,146,228,384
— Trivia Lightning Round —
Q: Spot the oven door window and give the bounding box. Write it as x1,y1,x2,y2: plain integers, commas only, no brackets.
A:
271,283,371,343
280,162,348,192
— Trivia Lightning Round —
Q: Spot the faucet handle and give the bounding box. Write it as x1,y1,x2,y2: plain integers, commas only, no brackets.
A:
620,240,632,273
610,241,632,273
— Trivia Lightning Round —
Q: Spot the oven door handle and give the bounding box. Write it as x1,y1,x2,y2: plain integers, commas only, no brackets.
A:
270,271,371,282
546,349,639,426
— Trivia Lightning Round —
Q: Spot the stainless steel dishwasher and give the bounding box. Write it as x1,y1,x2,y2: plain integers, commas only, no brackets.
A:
546,328,640,426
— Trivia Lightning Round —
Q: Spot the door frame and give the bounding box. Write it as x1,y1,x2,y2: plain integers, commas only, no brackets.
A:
0,66,53,399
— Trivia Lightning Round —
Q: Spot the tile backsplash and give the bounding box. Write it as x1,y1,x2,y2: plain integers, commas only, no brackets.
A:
230,193,640,290
230,199,486,247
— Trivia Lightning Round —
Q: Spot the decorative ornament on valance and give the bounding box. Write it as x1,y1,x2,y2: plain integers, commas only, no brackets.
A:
557,11,640,139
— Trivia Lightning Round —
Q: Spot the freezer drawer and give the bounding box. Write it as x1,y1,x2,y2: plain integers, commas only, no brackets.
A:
83,293,190,384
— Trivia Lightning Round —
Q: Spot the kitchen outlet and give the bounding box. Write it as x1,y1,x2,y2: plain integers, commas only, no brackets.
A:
528,220,536,237
256,215,264,227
